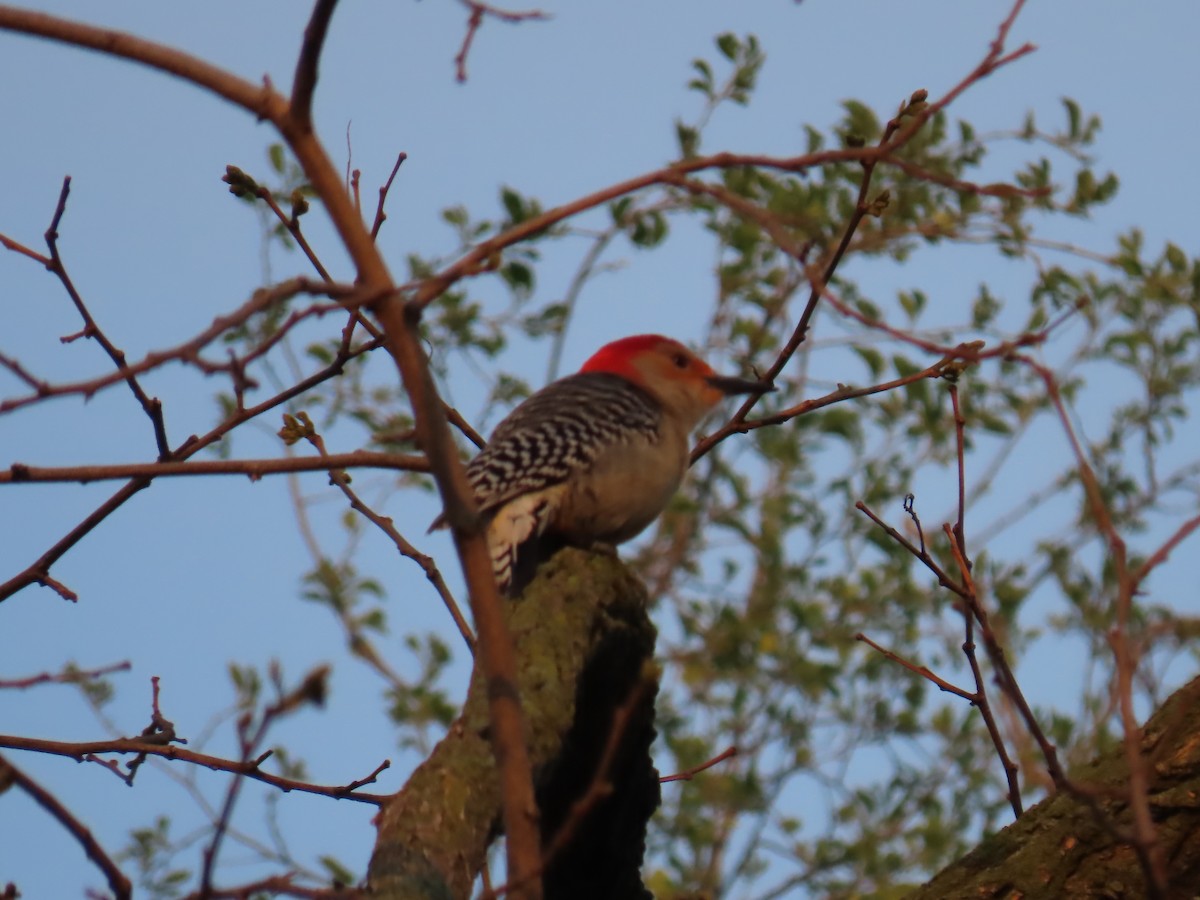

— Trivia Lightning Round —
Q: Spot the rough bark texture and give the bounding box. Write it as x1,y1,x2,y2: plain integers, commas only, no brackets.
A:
911,675,1200,899
366,549,659,899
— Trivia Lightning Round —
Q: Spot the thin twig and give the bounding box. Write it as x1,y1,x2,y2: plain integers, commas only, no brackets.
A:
0,661,130,690
0,733,387,804
949,385,967,553
0,328,387,604
854,634,975,702
453,1,549,83
1,451,429,485
941,520,1064,792
289,0,340,132
301,427,476,652
0,227,52,265
0,278,369,415
961,611,1024,816
41,177,172,457
1017,355,1169,894
856,498,1026,815
370,152,408,241
692,358,953,461
1133,512,1200,585
659,746,738,783
0,350,50,393
0,753,132,899
255,186,334,282
199,666,333,897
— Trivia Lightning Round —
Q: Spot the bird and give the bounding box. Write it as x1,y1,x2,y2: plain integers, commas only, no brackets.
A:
434,334,772,594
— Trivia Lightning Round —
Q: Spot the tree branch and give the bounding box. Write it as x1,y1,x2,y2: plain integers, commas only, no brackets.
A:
1,451,429,485
0,753,132,899
290,0,339,131
0,733,388,804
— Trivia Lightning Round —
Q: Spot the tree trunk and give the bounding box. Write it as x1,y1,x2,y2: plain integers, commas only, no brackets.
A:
367,550,660,899
911,675,1200,899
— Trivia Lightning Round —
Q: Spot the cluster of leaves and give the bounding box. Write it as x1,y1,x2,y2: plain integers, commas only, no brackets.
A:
613,38,1200,900
99,28,1200,900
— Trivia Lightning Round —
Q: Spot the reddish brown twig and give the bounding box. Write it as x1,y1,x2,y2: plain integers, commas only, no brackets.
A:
691,86,944,461
289,0,338,133
0,661,130,690
199,665,333,898
0,350,49,393
691,356,957,463
297,425,475,652
370,152,408,241
856,497,1024,817
0,732,387,804
0,753,132,899
854,634,975,702
453,1,549,83
0,328,385,604
38,177,172,457
179,872,361,899
0,228,51,265
0,278,370,415
1016,356,1170,894
1,451,429,485
254,184,334,283
660,745,738,783
1135,513,1200,586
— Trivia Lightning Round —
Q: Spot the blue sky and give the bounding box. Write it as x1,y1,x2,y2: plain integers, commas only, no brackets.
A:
2,1,1199,896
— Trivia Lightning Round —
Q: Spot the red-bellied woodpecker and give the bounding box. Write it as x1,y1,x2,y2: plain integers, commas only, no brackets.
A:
435,334,772,594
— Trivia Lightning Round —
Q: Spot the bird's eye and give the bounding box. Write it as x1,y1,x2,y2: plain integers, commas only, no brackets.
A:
671,353,689,369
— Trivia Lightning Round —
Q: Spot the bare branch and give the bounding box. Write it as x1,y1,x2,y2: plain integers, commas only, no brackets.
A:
0,328,387,604
295,424,476,653
0,661,130,690
290,0,340,131
1135,512,1200,586
39,177,172,457
692,355,958,463
453,1,549,83
0,753,132,899
370,152,408,241
0,278,367,415
0,732,387,805
1,451,429,485
1017,356,1170,893
0,7,281,117
854,633,976,702
659,746,738,784
0,227,51,265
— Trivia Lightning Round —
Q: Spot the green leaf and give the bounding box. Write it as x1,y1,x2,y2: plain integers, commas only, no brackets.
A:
500,260,535,297
268,143,286,175
853,346,885,379
1063,97,1081,139
320,856,357,887
1165,242,1187,273
676,120,700,158
501,186,527,223
629,210,668,248
898,289,926,321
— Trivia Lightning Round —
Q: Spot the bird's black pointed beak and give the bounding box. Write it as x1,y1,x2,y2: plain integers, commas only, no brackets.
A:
706,374,775,396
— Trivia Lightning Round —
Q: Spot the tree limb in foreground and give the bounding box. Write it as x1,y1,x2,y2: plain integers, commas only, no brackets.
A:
367,550,660,900
912,674,1200,899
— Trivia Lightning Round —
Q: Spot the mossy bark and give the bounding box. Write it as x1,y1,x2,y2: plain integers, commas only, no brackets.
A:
910,676,1200,899
367,549,659,899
